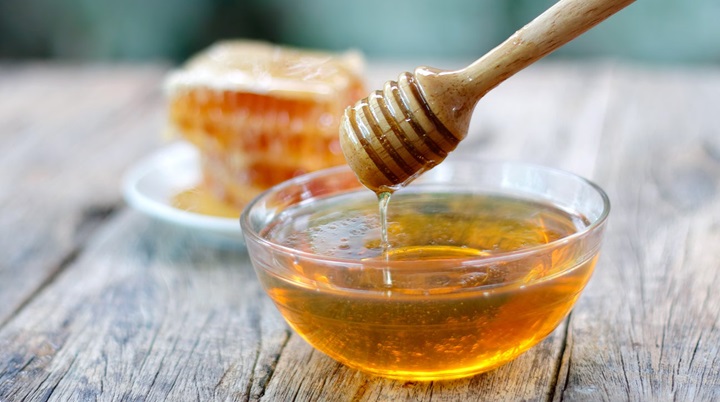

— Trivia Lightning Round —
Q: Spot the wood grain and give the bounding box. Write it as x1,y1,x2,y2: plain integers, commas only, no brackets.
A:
0,62,718,401
555,66,720,401
0,64,166,325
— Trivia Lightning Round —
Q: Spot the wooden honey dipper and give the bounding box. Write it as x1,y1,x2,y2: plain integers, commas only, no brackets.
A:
340,0,635,193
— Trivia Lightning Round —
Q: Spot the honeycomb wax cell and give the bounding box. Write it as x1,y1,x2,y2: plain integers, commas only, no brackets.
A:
165,40,366,209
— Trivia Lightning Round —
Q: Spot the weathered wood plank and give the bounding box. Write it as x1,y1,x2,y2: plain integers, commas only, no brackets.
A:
556,66,720,401
0,213,289,401
0,64,167,325
457,61,616,179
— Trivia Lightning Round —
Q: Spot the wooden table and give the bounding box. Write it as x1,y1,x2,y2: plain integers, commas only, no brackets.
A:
1,60,719,401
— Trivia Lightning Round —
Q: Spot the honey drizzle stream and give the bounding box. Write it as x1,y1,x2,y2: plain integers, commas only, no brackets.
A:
378,191,393,287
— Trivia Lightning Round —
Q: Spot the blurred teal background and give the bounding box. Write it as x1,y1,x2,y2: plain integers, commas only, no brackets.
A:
1,0,718,64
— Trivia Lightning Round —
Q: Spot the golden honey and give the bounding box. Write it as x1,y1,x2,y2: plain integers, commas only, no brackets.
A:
171,186,241,218
257,192,598,380
165,41,366,209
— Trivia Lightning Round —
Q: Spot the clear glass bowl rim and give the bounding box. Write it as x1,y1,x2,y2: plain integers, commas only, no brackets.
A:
240,159,611,270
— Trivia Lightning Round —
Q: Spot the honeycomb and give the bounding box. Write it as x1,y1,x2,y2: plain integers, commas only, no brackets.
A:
165,41,366,209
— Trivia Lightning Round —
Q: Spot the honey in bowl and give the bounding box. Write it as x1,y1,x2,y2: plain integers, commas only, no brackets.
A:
241,161,609,380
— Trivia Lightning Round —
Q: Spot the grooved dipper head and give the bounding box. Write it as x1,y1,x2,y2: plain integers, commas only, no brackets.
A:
339,71,463,193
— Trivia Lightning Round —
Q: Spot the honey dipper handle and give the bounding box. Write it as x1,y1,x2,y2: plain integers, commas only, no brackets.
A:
460,0,635,99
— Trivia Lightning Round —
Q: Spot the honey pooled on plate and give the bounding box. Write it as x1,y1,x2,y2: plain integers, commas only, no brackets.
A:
165,40,366,211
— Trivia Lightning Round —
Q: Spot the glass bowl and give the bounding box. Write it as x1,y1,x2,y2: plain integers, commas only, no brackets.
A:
241,160,610,381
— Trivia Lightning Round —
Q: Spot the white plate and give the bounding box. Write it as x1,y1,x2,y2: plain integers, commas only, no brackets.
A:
122,142,243,241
